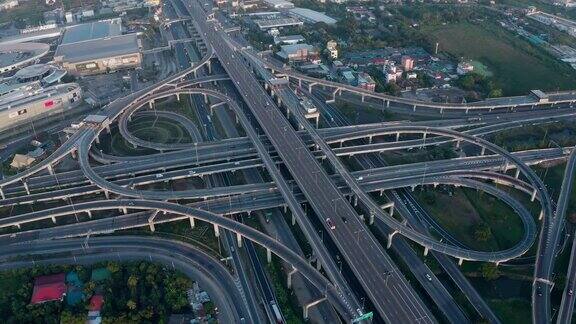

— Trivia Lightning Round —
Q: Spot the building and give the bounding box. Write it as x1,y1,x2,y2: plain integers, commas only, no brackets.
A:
341,70,355,84
0,81,82,133
0,43,51,74
276,43,319,62
262,0,294,9
10,154,36,169
54,19,141,75
254,17,303,30
356,72,375,92
31,273,67,304
289,8,337,25
401,55,414,71
457,61,474,75
0,0,18,11
384,64,402,83
274,35,305,45
326,40,338,59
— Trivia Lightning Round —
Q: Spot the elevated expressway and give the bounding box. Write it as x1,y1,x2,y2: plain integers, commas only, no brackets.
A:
0,199,355,319
549,147,576,324
0,236,248,323
248,49,576,115
0,1,569,321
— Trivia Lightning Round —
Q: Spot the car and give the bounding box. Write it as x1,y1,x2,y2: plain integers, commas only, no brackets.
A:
326,217,336,230
341,216,348,224
569,289,574,296
537,287,543,296
425,274,432,281
156,174,164,179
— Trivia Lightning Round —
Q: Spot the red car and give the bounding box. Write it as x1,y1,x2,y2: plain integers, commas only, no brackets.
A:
326,217,336,230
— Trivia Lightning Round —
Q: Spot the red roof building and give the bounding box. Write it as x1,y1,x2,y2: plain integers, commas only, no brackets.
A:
31,273,66,304
89,295,104,311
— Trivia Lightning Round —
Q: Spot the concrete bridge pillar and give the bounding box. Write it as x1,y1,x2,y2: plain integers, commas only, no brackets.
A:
458,258,464,266
303,297,327,320
369,212,375,225
104,190,110,199
71,149,77,159
386,100,390,108
316,259,321,271
22,180,30,195
86,210,92,218
236,233,242,248
353,195,358,206
203,93,209,104
389,204,394,217
440,108,443,115
361,94,365,102
539,209,544,221
176,93,180,101
213,224,220,237
292,213,296,226
207,60,212,74
413,104,416,112
379,189,384,196
287,266,297,289
298,79,302,87
105,125,111,134
0,187,5,200
480,147,486,156
189,216,196,228
455,140,461,149
368,136,373,144
515,169,521,179
47,165,55,176
95,136,100,144
424,247,429,256
531,189,537,202
396,132,400,142
266,248,272,263
387,230,399,249
51,216,57,224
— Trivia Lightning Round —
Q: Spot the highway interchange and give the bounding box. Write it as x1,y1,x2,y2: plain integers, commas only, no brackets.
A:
2,1,576,323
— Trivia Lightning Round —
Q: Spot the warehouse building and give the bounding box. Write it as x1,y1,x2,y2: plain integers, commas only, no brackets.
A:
289,8,337,25
54,18,142,75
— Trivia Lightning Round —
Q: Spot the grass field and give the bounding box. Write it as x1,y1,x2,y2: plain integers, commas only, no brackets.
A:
423,22,576,95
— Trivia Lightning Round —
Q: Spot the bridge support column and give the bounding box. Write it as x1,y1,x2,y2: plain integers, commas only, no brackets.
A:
316,259,321,271
502,160,509,172
515,169,520,179
440,108,443,115
120,208,127,214
411,185,415,192
203,93,208,104
424,247,429,256
213,224,220,237
379,189,384,196
71,149,77,159
22,181,30,195
480,147,486,156
95,136,100,144
298,79,302,87
86,210,92,218
207,61,212,74
368,136,373,144
287,266,297,289
189,217,196,228
236,233,242,248
413,104,416,112
386,100,390,108
396,132,400,142
176,93,180,101
531,189,537,202
361,94,365,103
353,195,358,206
458,258,464,266
539,209,544,221
315,116,319,128
291,213,296,226
455,140,461,149
303,297,327,320
149,221,156,232
465,108,469,114
369,212,375,225
266,248,272,263
421,132,427,147
387,230,398,249
0,187,5,200
51,216,57,224
103,190,110,199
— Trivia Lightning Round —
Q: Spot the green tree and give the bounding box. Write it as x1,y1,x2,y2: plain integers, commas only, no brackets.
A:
480,263,500,280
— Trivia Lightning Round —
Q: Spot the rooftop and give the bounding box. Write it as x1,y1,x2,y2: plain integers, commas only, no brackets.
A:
61,18,123,45
55,33,140,63
31,273,66,304
289,8,337,24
